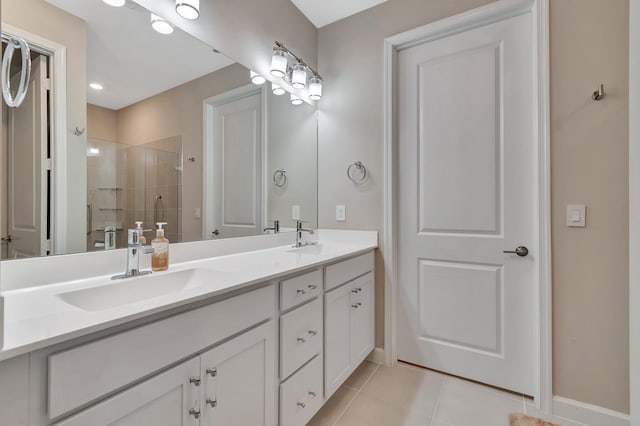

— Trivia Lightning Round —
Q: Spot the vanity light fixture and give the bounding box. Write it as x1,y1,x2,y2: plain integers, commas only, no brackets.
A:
250,70,266,85
175,0,200,20
270,47,288,78
272,83,285,96
270,41,324,103
102,0,126,7
151,14,174,35
290,93,303,106
89,83,104,91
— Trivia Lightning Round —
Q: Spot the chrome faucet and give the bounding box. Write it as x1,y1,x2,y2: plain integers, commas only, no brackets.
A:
264,219,280,234
112,228,154,280
295,220,315,248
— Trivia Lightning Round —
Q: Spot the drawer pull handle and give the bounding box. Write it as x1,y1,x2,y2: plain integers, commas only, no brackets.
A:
308,391,317,398
189,377,201,386
206,368,217,377
297,402,306,408
297,289,306,295
189,408,201,419
308,330,318,336
308,284,318,290
355,287,362,292
352,304,360,309
206,398,217,408
297,337,307,343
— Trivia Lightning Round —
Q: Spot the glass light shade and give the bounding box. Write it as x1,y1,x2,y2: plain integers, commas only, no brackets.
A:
272,83,285,96
291,64,307,89
89,83,104,91
102,0,126,6
151,14,174,35
250,71,266,85
271,48,287,78
308,76,323,100
290,93,303,106
175,0,199,19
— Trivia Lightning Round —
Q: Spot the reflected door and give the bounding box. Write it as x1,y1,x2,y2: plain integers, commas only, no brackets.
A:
397,12,536,395
211,92,263,239
6,55,49,258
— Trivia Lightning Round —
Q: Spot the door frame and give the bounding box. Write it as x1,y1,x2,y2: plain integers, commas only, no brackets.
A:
382,0,552,411
1,23,68,255
202,83,267,240
629,1,639,422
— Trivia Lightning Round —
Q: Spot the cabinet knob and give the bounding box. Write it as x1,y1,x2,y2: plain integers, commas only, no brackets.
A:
206,398,217,408
206,368,217,377
308,391,317,398
297,402,306,408
308,284,318,290
188,408,201,419
355,287,362,292
352,304,359,309
189,377,201,386
297,337,307,343
297,289,306,295
308,330,318,336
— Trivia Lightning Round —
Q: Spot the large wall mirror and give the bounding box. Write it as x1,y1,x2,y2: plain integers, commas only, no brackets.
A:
0,0,318,260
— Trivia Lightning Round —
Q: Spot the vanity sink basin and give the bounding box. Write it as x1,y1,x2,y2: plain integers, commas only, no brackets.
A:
58,268,215,312
286,244,323,256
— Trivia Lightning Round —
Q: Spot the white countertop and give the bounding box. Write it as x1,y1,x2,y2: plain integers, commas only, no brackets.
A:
0,230,377,361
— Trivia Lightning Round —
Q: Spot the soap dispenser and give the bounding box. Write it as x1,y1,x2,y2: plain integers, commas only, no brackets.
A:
135,221,146,245
151,222,169,271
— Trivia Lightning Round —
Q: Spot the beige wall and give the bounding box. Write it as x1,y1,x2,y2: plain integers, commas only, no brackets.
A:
2,0,87,254
87,104,117,142
116,63,249,241
317,0,629,414
550,0,629,413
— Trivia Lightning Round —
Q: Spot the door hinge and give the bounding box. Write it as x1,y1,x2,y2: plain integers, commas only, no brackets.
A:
45,158,53,171
43,78,52,91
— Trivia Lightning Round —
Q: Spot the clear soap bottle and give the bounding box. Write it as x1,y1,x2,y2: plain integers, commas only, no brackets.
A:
135,221,146,245
151,222,169,271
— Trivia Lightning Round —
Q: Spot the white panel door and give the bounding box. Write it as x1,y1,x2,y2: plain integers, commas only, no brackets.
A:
212,92,262,238
7,55,48,258
324,283,352,399
54,357,200,426
397,12,536,395
200,321,276,426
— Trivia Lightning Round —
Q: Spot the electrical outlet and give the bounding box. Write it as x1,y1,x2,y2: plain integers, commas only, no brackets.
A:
292,205,301,220
336,204,346,222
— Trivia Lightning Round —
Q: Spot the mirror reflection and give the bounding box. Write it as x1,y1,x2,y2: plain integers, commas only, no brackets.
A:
1,0,318,260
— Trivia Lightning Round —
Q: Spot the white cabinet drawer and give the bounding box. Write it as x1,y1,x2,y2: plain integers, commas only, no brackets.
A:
48,285,275,419
280,298,322,380
280,269,322,311
325,251,374,291
280,355,323,426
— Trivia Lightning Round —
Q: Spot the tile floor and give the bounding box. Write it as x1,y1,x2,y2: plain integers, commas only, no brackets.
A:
308,361,586,426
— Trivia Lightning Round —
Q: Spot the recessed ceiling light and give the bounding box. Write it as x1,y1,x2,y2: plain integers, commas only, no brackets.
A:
151,14,174,35
89,83,104,91
102,0,126,6
176,0,200,20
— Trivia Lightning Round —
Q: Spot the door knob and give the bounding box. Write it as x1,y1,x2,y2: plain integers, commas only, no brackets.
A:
211,229,220,236
503,246,529,257
1,235,11,242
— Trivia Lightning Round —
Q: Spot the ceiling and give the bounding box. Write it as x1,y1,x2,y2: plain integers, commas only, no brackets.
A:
46,0,234,110
290,0,388,28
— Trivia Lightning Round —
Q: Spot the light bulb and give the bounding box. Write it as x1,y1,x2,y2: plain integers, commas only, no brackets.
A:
89,83,104,91
151,14,174,35
271,48,287,78
291,63,307,89
290,93,303,106
176,0,199,20
102,0,126,6
309,76,323,100
250,71,266,85
272,83,285,96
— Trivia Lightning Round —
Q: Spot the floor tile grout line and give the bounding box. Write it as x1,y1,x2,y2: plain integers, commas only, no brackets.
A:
331,363,381,426
429,375,448,425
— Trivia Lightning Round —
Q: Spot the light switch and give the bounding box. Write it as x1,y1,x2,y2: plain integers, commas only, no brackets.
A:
336,204,346,222
566,204,586,228
292,205,301,220
194,207,201,219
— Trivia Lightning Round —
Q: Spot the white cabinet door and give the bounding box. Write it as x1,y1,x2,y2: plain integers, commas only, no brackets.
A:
324,283,352,398
350,273,375,366
200,321,276,426
55,358,200,426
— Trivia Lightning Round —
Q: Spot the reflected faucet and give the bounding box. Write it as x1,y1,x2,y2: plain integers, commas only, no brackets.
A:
112,227,154,279
264,219,280,234
295,220,315,248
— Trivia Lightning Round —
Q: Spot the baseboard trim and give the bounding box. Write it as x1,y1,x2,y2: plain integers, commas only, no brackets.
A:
553,396,630,426
366,347,385,365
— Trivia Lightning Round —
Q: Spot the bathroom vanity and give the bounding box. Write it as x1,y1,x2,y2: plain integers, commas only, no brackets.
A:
0,230,377,426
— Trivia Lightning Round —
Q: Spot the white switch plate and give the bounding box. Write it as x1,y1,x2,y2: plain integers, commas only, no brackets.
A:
194,207,201,219
292,205,301,220
336,204,346,222
566,204,586,227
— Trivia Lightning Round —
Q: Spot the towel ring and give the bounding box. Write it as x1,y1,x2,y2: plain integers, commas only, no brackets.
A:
347,161,367,184
273,169,287,188
2,36,31,108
